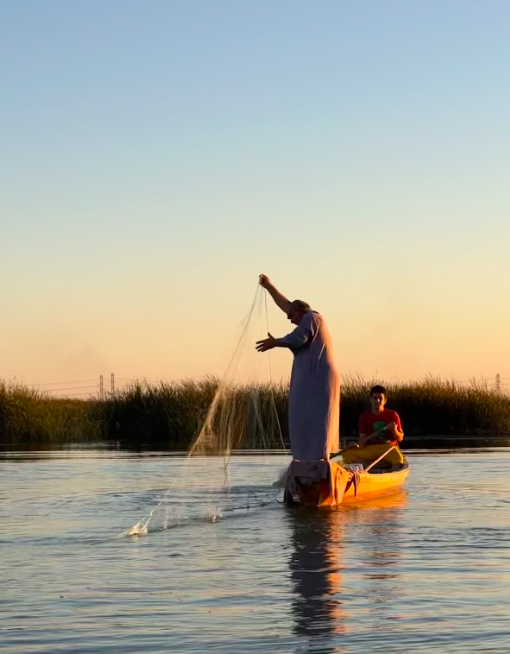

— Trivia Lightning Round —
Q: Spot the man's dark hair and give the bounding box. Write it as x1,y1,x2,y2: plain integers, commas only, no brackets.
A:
370,384,387,397
290,299,311,312
287,300,311,318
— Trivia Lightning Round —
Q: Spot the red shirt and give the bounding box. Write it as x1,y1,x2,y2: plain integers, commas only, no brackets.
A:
359,409,402,445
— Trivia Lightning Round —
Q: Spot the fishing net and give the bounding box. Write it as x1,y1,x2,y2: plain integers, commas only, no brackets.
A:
117,284,287,537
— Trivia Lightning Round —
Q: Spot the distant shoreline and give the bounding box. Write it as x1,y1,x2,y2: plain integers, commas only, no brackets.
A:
1,438,510,453
1,377,510,448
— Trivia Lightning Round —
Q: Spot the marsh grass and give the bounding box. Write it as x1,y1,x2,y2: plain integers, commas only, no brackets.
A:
1,377,510,448
341,376,510,445
98,378,289,451
0,381,100,447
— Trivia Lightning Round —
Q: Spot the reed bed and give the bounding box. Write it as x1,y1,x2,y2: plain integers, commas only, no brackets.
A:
341,376,510,445
1,377,510,448
0,381,100,447
98,378,289,451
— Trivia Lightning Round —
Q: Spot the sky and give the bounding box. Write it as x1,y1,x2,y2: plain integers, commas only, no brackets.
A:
1,1,510,396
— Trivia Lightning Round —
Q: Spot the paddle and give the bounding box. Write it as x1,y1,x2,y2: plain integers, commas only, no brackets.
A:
330,446,351,461
364,445,397,473
330,426,389,461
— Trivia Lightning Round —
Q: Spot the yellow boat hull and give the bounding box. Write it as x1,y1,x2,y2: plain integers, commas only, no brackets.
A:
285,461,410,507
341,463,409,503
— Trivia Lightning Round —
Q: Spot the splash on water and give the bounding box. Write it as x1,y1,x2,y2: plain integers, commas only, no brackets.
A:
118,284,286,538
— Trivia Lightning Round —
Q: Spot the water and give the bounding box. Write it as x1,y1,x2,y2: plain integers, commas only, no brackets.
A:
1,449,510,653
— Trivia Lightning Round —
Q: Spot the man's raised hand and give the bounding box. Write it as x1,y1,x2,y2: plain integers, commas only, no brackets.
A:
259,274,271,289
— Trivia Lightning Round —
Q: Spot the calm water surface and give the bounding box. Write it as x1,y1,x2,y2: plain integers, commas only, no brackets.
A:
1,449,510,653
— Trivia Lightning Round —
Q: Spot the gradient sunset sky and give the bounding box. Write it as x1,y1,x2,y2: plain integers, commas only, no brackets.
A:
2,1,510,394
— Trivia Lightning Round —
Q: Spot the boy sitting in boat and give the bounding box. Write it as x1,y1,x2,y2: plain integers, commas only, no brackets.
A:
342,385,405,468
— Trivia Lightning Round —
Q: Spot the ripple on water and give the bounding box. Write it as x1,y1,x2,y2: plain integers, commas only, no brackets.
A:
2,449,510,653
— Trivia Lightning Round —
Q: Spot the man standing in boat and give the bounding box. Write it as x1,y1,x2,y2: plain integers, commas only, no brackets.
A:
343,385,405,467
256,274,340,461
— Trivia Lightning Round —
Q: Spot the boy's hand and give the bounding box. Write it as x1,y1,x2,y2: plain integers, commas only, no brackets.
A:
385,421,397,437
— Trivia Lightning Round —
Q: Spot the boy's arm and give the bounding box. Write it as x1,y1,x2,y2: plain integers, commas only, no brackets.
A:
386,418,404,443
359,412,388,446
359,427,390,447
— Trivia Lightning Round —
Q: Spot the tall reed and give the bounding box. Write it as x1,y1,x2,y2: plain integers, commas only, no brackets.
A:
0,381,100,447
97,378,289,451
341,376,510,443
1,376,510,449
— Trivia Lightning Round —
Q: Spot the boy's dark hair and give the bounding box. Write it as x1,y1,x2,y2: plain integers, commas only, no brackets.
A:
370,384,387,397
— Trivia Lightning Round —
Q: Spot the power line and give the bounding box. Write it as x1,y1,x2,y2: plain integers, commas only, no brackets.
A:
53,392,99,398
29,379,97,387
45,385,98,392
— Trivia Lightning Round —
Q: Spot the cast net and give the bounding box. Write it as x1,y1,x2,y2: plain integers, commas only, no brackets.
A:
117,283,288,537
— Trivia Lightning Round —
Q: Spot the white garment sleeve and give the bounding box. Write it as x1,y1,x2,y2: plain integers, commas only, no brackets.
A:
277,312,317,349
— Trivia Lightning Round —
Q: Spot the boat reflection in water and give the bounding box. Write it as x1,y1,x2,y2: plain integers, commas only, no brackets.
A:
286,491,407,653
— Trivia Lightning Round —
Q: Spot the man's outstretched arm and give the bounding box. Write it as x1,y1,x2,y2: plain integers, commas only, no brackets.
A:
256,313,316,353
259,274,291,315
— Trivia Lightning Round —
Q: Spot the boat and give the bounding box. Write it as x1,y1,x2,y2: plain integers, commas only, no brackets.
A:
283,447,409,507
339,461,409,504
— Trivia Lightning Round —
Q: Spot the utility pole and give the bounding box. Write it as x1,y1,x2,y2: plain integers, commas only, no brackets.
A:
111,372,115,394
496,373,501,392
100,374,104,398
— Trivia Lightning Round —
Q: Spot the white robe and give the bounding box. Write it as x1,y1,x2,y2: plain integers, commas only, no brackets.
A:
278,311,340,460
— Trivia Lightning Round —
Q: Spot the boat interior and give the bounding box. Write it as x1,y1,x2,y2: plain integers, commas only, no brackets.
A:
362,461,409,473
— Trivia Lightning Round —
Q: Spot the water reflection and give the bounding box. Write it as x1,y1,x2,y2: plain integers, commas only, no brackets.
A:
286,492,407,653
347,493,407,566
287,508,347,654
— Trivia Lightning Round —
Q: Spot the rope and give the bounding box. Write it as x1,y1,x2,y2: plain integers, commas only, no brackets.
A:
264,291,287,451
